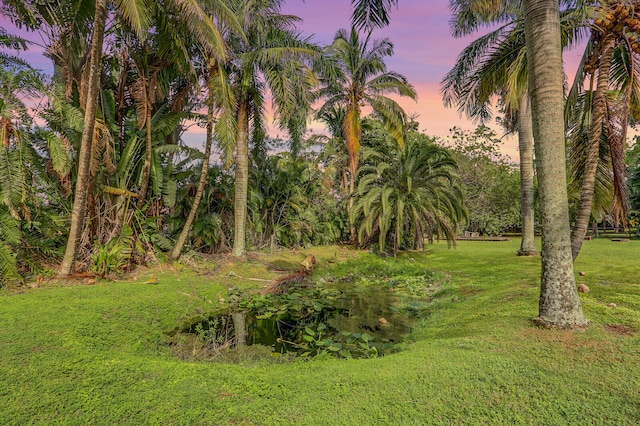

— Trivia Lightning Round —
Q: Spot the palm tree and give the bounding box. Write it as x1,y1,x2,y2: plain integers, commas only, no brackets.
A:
2,0,233,274
224,0,318,257
567,1,640,260
443,0,591,256
523,0,586,328
316,28,417,240
58,0,111,276
169,62,222,260
353,135,466,256
442,9,538,255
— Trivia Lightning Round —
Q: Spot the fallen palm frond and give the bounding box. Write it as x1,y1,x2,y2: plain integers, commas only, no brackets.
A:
260,270,310,295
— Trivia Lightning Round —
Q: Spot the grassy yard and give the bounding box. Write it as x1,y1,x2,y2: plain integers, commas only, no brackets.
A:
1,239,639,425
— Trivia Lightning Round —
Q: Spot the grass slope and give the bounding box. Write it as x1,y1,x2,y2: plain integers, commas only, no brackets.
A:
1,239,639,425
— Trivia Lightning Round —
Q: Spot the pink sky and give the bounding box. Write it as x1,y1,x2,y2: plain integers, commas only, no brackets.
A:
280,0,586,160
282,0,488,137
2,0,587,160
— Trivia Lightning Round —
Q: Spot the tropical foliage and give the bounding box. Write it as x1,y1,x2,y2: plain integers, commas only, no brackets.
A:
249,150,343,249
0,0,635,295
222,0,318,257
351,0,399,29
444,126,521,236
627,137,640,235
565,1,640,258
315,27,416,238
353,126,466,255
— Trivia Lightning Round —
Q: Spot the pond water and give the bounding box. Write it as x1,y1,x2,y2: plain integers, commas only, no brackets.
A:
248,284,414,356
167,276,438,360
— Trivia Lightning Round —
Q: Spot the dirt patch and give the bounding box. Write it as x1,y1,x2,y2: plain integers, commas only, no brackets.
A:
459,286,483,297
217,392,237,399
520,327,611,352
604,324,637,336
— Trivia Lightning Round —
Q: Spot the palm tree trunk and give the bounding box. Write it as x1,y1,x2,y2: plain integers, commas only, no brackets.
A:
116,53,129,151
109,194,131,241
344,106,360,243
570,33,616,261
524,0,587,328
517,94,538,256
349,169,356,241
136,98,153,209
58,0,107,276
342,170,348,193
232,100,250,257
169,90,214,260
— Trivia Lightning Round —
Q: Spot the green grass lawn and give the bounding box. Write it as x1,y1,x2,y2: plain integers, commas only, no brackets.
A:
1,239,639,425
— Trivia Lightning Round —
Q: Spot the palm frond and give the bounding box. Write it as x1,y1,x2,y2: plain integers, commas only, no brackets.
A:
350,0,398,30
113,0,152,39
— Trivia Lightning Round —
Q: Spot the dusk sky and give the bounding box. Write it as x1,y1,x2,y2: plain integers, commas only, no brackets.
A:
281,0,585,160
281,0,489,137
1,0,587,160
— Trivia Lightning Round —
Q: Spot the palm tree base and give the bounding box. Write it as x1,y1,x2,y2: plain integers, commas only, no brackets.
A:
517,248,539,256
533,316,589,330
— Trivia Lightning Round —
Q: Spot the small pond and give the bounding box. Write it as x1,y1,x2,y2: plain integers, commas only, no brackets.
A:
166,274,441,360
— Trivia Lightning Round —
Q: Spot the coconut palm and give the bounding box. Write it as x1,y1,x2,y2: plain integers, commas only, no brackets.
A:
353,135,466,256
523,0,586,328
443,8,537,255
443,0,591,256
316,27,417,240
223,0,318,257
566,1,640,260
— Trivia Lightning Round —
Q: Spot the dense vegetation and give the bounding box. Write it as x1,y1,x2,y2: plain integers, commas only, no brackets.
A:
1,0,640,287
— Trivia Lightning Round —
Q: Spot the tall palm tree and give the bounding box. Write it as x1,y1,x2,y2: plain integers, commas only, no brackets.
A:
316,28,417,239
58,0,111,276
224,0,318,257
524,0,586,328
442,9,537,255
353,136,466,256
567,1,640,260
169,61,223,260
443,1,589,256
6,0,138,256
